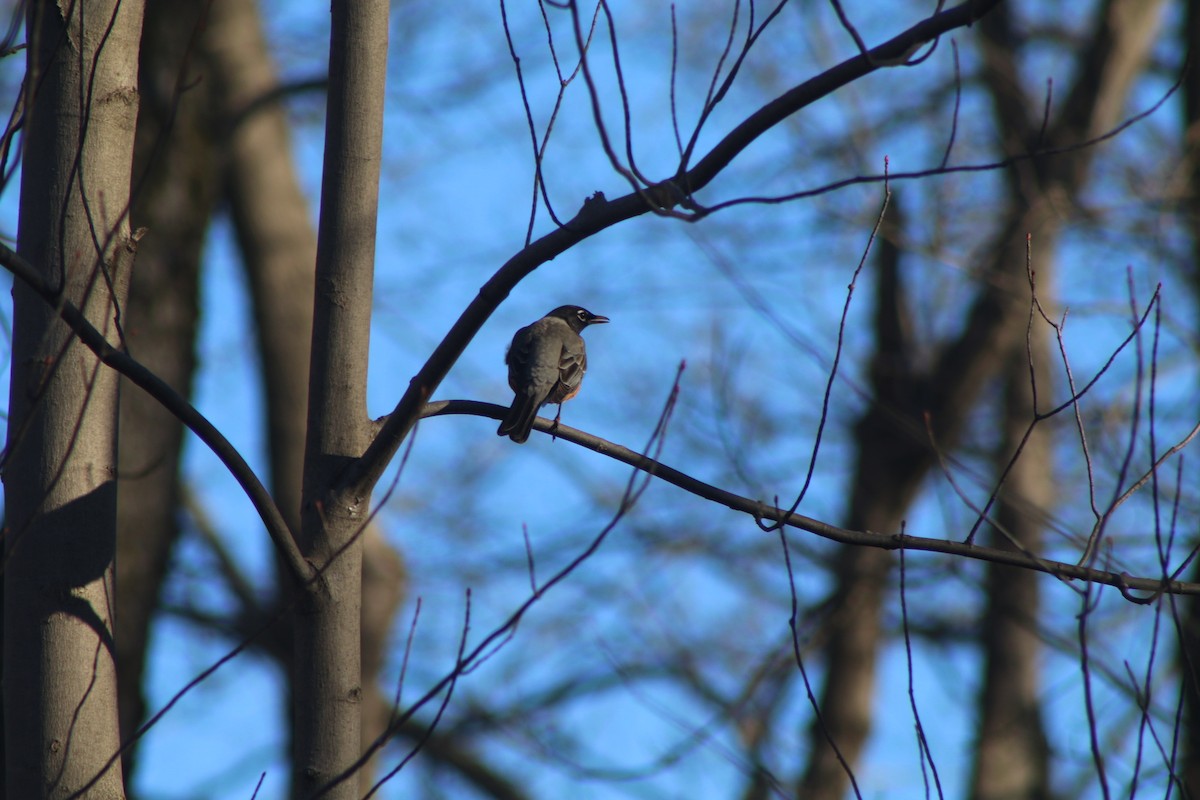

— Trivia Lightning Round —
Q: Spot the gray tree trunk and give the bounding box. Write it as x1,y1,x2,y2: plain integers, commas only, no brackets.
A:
4,1,145,797
970,342,1053,800
210,0,315,530
293,0,390,796
117,1,217,780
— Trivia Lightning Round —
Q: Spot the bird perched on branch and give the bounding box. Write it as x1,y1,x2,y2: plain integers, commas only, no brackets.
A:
498,305,609,444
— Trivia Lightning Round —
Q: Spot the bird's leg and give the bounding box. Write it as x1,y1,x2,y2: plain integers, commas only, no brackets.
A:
550,403,564,441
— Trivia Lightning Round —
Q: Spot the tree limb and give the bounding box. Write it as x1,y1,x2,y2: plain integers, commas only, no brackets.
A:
420,399,1200,599
0,241,314,587
354,0,1005,496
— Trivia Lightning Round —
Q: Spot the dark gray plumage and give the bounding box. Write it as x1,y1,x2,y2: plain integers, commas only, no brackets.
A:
498,305,609,443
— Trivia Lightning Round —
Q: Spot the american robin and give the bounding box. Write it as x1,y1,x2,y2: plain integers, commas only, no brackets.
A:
497,305,610,443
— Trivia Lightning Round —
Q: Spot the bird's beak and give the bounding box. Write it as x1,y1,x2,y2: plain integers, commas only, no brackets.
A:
589,314,610,325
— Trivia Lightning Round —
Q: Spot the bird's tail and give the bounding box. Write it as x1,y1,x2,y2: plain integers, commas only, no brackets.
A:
497,394,539,443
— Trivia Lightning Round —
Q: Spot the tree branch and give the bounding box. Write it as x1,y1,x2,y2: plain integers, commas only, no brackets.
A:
420,399,1200,599
0,241,313,587
352,0,1005,496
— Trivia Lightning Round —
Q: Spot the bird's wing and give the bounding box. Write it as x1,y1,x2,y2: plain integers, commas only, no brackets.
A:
557,337,587,389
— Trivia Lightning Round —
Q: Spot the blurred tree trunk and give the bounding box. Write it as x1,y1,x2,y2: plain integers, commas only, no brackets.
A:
113,0,409,791
203,3,315,778
800,2,1165,797
970,344,1053,800
117,0,218,781
209,0,314,533
110,0,408,792
799,191,934,798
4,1,145,796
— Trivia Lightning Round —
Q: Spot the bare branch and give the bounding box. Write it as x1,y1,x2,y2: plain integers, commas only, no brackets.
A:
419,399,1200,598
0,241,312,586
777,528,862,799
758,159,890,532
330,365,686,796
899,545,944,799
353,0,1004,498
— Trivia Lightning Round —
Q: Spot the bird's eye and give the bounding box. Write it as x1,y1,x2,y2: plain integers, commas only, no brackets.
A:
577,310,587,320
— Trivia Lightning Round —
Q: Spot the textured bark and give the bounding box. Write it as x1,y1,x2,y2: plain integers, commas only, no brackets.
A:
293,0,390,795
799,3,1165,797
116,0,216,780
970,345,1053,800
3,1,145,796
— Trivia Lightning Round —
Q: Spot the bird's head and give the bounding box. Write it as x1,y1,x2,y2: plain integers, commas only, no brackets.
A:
549,305,610,333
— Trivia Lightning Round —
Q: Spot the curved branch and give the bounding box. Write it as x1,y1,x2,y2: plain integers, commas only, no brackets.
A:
0,1,1007,580
0,241,313,587
420,399,1200,599
0,0,1005,590
353,0,1003,495
332,375,682,799
685,0,999,193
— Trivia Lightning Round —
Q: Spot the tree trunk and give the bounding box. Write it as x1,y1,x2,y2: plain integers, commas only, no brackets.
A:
970,342,1053,800
801,3,1164,795
4,1,145,796
209,0,316,531
293,0,389,796
117,0,217,780
206,0,408,791
204,0,317,786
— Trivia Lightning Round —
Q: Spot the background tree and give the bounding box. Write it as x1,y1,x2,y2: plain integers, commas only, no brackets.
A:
117,0,217,777
119,0,408,790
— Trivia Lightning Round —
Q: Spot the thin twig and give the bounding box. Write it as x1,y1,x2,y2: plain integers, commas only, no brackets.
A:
758,157,891,532
938,39,961,169
777,527,862,799
332,365,687,796
899,542,944,799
